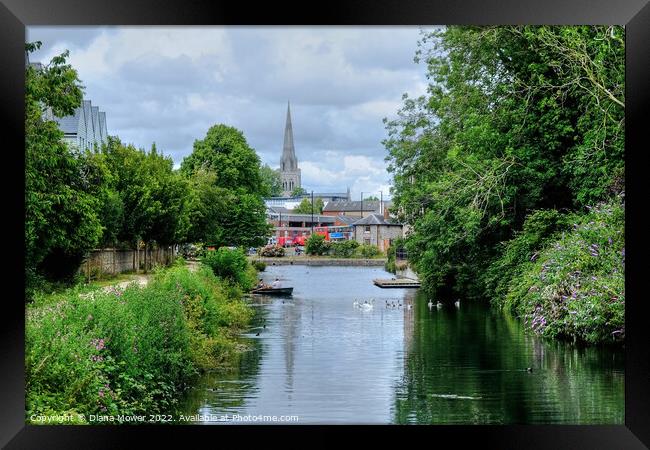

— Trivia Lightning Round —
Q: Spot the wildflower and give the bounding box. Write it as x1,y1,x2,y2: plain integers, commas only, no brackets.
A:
99,389,105,398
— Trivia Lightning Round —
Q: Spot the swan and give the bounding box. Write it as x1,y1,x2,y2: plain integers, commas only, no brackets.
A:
407,304,412,310
427,300,433,309
436,301,443,308
454,299,460,308
353,299,360,308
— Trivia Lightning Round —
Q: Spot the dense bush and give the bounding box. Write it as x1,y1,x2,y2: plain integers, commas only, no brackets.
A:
259,245,285,257
356,244,382,258
502,198,624,344
251,260,267,271
485,210,572,305
305,234,330,256
201,247,256,290
26,264,253,422
329,240,360,258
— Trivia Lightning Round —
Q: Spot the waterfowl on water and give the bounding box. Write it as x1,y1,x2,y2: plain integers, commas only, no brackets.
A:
428,300,433,308
436,301,443,308
526,367,533,372
255,332,260,336
454,299,460,308
407,304,412,310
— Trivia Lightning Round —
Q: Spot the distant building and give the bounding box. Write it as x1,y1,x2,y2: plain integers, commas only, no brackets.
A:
322,200,392,218
46,99,108,151
351,213,403,251
267,207,336,243
28,60,109,151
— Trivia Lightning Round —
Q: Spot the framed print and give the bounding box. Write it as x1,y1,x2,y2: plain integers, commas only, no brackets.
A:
1,0,649,448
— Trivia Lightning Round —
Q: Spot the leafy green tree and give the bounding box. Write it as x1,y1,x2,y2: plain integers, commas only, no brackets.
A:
305,233,330,255
102,138,191,250
186,169,228,245
384,26,624,300
260,164,282,197
292,197,324,214
180,124,264,196
290,187,307,197
364,195,379,201
181,125,271,247
25,42,104,285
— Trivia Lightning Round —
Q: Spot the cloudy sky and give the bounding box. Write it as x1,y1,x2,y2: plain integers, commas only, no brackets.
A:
26,26,434,199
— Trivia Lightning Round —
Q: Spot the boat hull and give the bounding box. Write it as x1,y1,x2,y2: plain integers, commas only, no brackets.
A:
250,287,294,296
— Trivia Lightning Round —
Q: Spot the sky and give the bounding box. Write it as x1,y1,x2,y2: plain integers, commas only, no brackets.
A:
26,26,435,200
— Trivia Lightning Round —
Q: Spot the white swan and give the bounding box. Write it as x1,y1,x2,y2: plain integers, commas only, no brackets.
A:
427,300,433,309
436,301,443,308
454,299,460,308
353,299,359,308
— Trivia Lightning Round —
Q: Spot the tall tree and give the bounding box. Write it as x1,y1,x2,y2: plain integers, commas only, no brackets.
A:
384,26,624,298
180,124,264,195
260,164,282,197
293,198,324,214
25,42,105,284
181,124,271,247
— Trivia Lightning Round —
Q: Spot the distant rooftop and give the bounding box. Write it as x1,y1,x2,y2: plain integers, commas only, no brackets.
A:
352,213,401,226
323,200,380,212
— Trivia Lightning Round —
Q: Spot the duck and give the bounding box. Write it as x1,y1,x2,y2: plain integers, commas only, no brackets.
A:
407,304,412,310
454,299,460,308
255,332,260,336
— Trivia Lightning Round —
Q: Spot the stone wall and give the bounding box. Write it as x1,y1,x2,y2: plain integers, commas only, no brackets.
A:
79,246,176,280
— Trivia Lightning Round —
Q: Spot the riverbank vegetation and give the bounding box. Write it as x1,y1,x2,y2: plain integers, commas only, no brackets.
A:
26,258,254,423
385,26,624,345
25,41,272,301
305,234,383,258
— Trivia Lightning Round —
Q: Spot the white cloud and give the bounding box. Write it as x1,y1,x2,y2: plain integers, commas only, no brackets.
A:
27,26,428,201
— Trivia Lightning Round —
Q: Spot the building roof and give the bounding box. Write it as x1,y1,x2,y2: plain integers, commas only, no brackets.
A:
352,213,402,226
274,213,336,223
323,200,381,212
55,108,82,134
335,215,359,226
267,206,291,214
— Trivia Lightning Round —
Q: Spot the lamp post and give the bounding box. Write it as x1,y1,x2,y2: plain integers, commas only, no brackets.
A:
311,190,314,235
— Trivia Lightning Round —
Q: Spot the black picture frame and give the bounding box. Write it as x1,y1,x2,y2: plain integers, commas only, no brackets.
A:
1,0,648,448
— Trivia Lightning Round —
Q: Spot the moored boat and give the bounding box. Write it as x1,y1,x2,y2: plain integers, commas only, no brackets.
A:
250,287,294,296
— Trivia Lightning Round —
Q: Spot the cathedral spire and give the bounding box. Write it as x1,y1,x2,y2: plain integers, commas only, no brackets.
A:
281,101,297,171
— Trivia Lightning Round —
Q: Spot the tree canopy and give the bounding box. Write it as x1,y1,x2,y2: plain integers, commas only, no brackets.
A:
385,26,624,300
293,197,324,214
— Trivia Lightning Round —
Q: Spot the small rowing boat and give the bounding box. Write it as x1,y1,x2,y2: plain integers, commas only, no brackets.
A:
250,287,294,296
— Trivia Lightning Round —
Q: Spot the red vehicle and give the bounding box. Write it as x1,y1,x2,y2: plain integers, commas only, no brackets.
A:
292,235,307,246
277,236,292,247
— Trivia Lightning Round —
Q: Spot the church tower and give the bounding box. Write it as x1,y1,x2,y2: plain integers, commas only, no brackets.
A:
280,101,301,196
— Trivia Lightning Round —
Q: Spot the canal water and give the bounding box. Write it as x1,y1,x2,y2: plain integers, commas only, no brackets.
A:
179,265,624,424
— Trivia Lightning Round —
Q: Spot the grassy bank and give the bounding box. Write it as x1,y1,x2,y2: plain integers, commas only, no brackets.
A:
26,257,254,423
